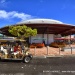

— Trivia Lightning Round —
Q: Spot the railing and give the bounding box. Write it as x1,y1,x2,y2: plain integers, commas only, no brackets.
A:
29,45,75,56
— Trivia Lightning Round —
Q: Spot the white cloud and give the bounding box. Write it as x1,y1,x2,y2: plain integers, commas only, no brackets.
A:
0,10,33,20
0,0,6,3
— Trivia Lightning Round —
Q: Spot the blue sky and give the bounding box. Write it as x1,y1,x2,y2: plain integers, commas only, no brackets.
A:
0,0,75,27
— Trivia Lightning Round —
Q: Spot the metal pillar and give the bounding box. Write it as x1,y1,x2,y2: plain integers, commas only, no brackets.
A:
47,46,49,55
34,47,36,55
47,33,49,46
59,47,61,55
71,47,72,54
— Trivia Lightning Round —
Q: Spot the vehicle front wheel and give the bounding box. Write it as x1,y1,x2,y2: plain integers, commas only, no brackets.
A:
23,56,31,63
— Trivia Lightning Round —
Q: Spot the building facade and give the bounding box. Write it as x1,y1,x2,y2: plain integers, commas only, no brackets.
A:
0,18,75,45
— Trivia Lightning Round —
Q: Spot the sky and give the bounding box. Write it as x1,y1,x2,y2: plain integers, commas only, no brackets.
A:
0,0,75,27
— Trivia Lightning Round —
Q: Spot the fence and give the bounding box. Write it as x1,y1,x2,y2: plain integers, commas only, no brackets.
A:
29,45,75,56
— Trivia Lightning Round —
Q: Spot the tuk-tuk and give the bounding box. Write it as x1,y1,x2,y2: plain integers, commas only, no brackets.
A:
0,38,33,63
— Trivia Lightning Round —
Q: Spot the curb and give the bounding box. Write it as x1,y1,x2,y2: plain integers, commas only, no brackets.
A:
33,55,63,58
33,55,46,58
33,55,75,58
46,55,63,58
63,55,75,57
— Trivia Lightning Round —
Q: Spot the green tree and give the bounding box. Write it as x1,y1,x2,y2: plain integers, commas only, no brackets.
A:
8,25,37,39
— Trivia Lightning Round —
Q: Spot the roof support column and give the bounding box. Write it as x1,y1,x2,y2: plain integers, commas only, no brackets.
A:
47,33,49,46
68,33,72,47
70,34,71,47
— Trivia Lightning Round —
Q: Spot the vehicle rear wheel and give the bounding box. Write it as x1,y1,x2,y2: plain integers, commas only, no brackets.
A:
23,56,31,63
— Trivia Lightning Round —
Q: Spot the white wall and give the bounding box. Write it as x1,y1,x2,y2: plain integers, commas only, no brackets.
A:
29,34,54,45
30,34,43,44
48,34,54,44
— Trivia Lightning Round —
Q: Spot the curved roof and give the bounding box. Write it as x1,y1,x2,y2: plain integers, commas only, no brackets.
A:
17,18,63,24
1,18,75,36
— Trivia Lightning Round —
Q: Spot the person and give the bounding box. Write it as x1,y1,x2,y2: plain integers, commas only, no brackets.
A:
43,40,45,46
13,43,21,58
14,43,18,52
21,43,25,53
18,45,22,55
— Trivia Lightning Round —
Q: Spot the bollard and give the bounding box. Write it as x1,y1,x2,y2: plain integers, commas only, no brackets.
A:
71,47,72,54
47,46,48,55
59,47,61,55
34,47,36,55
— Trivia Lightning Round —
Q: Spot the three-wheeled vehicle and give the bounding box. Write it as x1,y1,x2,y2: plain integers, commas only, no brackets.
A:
0,38,33,63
